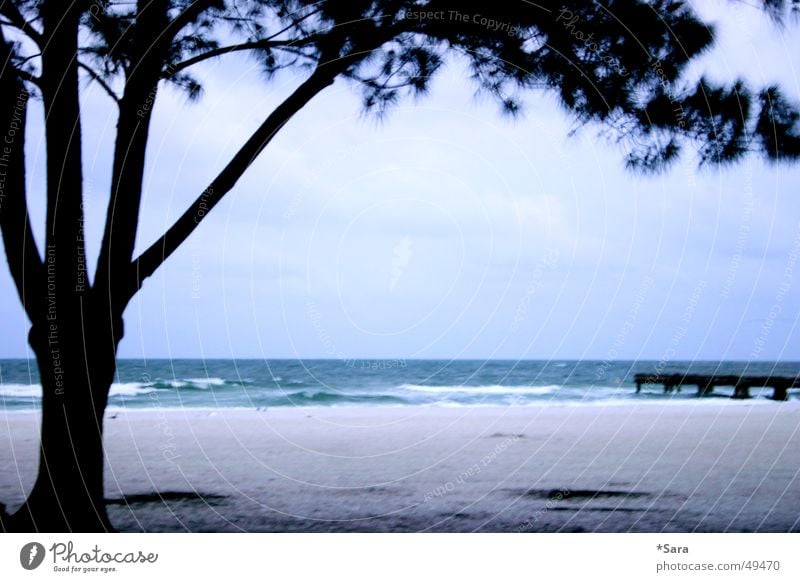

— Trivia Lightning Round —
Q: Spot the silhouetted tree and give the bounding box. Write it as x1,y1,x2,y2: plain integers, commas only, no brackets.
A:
1,0,799,532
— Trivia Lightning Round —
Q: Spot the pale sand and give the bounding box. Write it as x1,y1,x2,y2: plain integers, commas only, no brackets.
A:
2,402,799,532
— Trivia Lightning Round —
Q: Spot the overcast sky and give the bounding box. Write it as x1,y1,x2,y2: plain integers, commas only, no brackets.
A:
2,2,800,360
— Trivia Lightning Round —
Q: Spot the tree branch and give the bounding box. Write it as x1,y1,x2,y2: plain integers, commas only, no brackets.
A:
94,0,169,315
78,61,120,103
167,36,317,77
40,2,86,295
129,56,341,295
0,33,45,320
13,67,39,86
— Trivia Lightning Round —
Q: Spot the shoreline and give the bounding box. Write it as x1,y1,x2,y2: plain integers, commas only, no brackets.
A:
3,402,799,532
1,390,795,415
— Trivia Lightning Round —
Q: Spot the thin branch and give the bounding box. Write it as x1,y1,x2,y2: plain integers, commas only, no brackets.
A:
260,7,323,43
78,61,120,103
357,77,419,91
166,36,318,76
13,50,40,66
164,0,217,38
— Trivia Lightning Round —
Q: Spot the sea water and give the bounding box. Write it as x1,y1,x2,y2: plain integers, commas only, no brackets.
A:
1,359,797,411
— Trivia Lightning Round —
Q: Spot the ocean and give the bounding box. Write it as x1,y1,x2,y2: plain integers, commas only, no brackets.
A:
1,359,798,411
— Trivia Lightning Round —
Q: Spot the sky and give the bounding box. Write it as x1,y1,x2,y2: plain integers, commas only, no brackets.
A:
2,2,800,361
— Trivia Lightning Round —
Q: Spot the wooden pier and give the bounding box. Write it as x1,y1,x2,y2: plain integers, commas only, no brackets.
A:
634,373,800,401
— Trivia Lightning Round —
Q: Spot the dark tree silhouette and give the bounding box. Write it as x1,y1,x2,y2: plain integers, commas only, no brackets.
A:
1,0,799,532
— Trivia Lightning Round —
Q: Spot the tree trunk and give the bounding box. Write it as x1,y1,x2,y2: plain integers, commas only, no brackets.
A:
0,1,120,533
3,313,119,532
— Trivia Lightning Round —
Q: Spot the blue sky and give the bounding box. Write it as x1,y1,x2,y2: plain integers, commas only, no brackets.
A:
2,2,800,360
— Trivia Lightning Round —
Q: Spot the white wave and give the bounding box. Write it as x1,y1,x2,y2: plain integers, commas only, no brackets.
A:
110,383,157,397
181,377,226,389
0,383,41,398
400,384,560,395
1,382,157,399
153,377,227,389
572,386,632,398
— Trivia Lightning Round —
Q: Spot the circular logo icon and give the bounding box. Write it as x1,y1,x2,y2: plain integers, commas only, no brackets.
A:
20,542,46,570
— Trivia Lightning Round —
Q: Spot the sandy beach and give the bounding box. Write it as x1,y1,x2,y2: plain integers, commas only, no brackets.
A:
2,402,799,532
